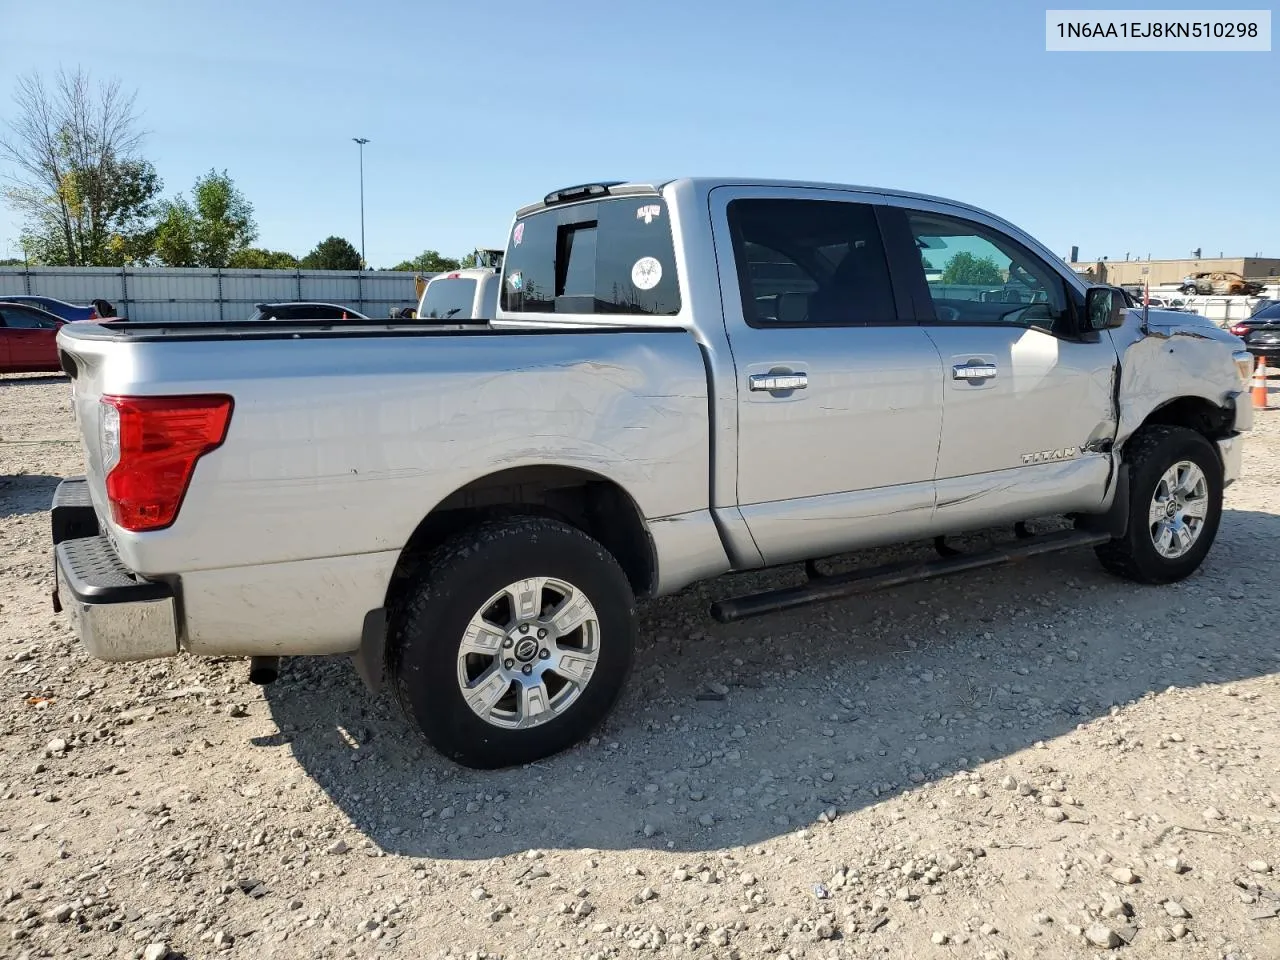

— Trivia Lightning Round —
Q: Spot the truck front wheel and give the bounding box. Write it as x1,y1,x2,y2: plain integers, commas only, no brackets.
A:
1095,425,1224,584
387,517,637,769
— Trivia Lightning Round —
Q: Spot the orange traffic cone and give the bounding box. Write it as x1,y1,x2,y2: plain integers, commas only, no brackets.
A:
1252,357,1269,409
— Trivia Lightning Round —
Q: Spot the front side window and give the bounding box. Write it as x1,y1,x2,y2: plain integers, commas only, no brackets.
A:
726,198,896,326
501,197,680,316
0,307,54,329
906,211,1069,332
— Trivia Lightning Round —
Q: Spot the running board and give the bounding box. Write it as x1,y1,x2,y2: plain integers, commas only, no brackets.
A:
709,528,1112,624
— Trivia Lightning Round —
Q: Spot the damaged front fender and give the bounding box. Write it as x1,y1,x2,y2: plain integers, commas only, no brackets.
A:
1109,309,1251,453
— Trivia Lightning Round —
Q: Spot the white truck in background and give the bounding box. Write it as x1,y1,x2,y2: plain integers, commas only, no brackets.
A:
416,267,501,322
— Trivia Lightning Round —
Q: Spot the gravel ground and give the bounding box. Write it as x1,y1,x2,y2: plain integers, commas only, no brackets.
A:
2,372,1279,960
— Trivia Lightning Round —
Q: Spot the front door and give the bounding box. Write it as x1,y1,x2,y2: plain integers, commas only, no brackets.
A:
887,204,1119,529
711,189,945,565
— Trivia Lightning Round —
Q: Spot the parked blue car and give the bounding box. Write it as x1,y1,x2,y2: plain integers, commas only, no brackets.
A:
0,295,116,321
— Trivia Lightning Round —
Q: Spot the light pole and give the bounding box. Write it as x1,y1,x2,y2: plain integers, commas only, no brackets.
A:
352,137,369,269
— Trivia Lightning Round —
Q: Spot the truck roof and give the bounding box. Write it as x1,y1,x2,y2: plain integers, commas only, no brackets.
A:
426,267,499,281
517,177,1013,225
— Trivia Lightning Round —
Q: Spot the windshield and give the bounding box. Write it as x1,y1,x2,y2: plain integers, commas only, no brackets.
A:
419,278,478,320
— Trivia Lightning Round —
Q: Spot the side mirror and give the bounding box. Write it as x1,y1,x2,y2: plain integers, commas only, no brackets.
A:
1085,286,1127,330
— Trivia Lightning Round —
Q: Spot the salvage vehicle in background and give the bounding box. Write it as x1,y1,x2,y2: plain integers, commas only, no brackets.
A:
50,177,1253,770
0,301,72,373
1180,272,1265,297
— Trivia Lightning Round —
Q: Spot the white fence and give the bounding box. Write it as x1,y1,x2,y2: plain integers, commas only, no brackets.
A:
0,266,428,322
1178,296,1270,326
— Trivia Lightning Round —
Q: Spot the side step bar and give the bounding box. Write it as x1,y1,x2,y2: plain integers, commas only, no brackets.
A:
709,528,1112,624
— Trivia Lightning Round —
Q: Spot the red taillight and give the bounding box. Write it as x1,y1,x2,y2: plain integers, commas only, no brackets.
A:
1229,323,1249,337
446,272,461,279
101,395,233,532
89,308,99,320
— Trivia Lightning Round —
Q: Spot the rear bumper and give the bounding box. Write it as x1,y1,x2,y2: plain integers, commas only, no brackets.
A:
1245,343,1280,357
51,479,179,662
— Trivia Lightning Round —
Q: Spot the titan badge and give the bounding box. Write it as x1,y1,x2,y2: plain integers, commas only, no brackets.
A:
1020,446,1080,465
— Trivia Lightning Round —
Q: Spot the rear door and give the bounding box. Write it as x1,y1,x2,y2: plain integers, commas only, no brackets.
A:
710,186,945,565
880,201,1119,529
0,312,11,369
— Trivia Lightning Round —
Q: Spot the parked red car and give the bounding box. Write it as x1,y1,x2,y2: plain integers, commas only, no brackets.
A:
0,301,71,374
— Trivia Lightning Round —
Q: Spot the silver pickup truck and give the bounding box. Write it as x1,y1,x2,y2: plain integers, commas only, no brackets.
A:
52,177,1254,769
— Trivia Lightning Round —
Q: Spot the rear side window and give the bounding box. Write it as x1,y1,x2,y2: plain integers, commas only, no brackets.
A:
1252,300,1280,320
420,278,478,320
280,305,347,320
726,198,896,326
501,197,680,316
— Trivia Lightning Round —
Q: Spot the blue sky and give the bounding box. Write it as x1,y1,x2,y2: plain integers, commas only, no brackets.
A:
0,0,1274,267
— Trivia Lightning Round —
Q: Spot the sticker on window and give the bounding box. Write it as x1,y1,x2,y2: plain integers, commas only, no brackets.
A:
507,271,523,291
631,257,662,291
636,204,661,224
512,222,525,246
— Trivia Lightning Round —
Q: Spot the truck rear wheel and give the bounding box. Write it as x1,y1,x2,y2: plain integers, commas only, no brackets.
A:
1095,425,1223,584
387,517,636,769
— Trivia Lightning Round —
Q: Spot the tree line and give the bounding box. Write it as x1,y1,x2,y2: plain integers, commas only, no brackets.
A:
0,69,475,273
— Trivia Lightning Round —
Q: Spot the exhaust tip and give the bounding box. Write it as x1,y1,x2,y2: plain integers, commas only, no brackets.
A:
248,656,280,685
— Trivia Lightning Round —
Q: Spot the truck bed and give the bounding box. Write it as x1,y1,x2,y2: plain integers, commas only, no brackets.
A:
59,317,674,343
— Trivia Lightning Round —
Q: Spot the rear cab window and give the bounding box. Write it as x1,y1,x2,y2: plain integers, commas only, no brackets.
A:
420,278,479,320
501,196,681,317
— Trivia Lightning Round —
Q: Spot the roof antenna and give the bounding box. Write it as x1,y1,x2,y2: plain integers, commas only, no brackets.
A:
1141,266,1150,333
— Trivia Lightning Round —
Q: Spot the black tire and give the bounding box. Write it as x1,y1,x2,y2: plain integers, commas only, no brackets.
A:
1095,425,1223,584
387,516,636,769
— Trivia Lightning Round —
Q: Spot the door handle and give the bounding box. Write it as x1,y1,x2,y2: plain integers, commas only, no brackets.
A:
749,372,808,392
952,363,998,381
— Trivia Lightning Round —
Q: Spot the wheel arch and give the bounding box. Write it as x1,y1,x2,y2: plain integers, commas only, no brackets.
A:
1136,394,1237,442
382,464,656,615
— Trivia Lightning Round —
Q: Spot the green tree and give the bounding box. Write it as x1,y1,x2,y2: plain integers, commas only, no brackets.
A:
227,247,299,270
0,69,161,266
153,201,197,266
153,169,256,267
301,236,361,270
0,257,23,267
389,249,461,272
941,251,1004,286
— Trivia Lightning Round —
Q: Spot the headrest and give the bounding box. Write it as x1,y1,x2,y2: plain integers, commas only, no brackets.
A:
775,292,809,324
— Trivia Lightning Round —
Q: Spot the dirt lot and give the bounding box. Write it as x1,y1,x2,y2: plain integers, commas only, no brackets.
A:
2,372,1278,960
